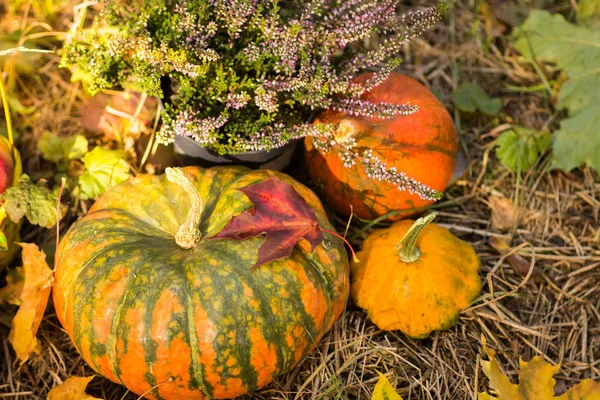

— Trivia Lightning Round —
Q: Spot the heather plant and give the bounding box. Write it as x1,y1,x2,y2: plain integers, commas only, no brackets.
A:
61,0,446,200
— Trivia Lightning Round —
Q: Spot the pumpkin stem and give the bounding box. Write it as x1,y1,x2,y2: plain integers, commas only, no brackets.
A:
333,119,361,143
395,212,438,262
166,167,202,249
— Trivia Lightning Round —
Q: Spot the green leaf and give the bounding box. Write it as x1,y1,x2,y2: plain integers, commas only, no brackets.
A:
8,95,35,116
39,133,88,163
451,82,502,116
69,66,97,87
65,136,89,160
577,0,600,27
514,10,600,114
372,372,403,400
0,175,62,228
496,126,551,172
0,230,8,251
551,106,600,173
513,10,600,172
78,147,130,200
38,134,63,163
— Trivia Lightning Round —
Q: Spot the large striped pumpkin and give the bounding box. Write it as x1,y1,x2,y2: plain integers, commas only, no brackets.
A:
53,166,349,400
305,73,457,221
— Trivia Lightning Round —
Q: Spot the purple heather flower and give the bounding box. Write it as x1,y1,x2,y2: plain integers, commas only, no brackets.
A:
362,58,403,93
331,98,419,119
242,43,262,63
174,2,219,61
210,0,257,38
360,149,439,200
238,123,336,152
226,92,251,109
159,110,228,146
343,4,445,74
255,87,279,113
324,0,398,48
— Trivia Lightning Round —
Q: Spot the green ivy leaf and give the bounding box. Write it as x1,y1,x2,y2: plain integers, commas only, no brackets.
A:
0,175,63,228
372,372,403,400
551,106,600,173
496,126,551,172
78,147,130,200
39,133,88,163
451,82,502,116
513,10,600,172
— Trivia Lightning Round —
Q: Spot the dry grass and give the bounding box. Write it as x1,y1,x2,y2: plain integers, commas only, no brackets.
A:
1,0,599,399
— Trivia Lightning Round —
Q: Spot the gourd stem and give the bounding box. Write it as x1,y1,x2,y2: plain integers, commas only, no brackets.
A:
395,212,437,263
166,167,202,249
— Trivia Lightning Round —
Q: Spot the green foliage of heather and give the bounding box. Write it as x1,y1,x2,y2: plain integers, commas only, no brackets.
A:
61,0,445,155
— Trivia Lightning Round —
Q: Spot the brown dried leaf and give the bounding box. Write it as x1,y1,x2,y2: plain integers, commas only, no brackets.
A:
47,376,101,400
81,93,156,140
80,96,109,133
8,243,53,366
489,196,516,231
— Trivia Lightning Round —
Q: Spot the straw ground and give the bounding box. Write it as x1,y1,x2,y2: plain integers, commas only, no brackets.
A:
1,0,599,398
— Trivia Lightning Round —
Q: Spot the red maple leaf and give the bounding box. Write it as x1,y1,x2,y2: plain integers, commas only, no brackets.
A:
212,177,325,270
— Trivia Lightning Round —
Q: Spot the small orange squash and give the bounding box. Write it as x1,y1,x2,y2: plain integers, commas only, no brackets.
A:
305,73,457,221
350,212,481,338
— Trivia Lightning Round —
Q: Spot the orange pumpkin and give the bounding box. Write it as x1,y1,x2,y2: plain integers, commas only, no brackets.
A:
350,213,481,338
305,73,457,221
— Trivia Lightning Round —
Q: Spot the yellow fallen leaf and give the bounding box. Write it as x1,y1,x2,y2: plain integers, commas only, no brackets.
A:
372,372,403,400
556,380,600,400
47,376,101,400
0,266,24,305
8,243,53,366
479,336,600,399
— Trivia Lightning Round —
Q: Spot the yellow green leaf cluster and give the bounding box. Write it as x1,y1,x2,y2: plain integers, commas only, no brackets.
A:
39,132,89,164
479,336,600,399
77,146,130,200
1,174,64,228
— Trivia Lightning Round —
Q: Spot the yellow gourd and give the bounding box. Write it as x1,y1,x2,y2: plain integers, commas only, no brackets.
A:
350,212,481,338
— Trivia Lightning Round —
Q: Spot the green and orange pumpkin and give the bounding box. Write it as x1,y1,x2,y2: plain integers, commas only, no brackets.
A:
53,166,349,399
305,72,457,221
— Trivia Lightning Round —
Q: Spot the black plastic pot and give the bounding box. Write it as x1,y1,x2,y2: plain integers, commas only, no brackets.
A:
174,135,300,171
